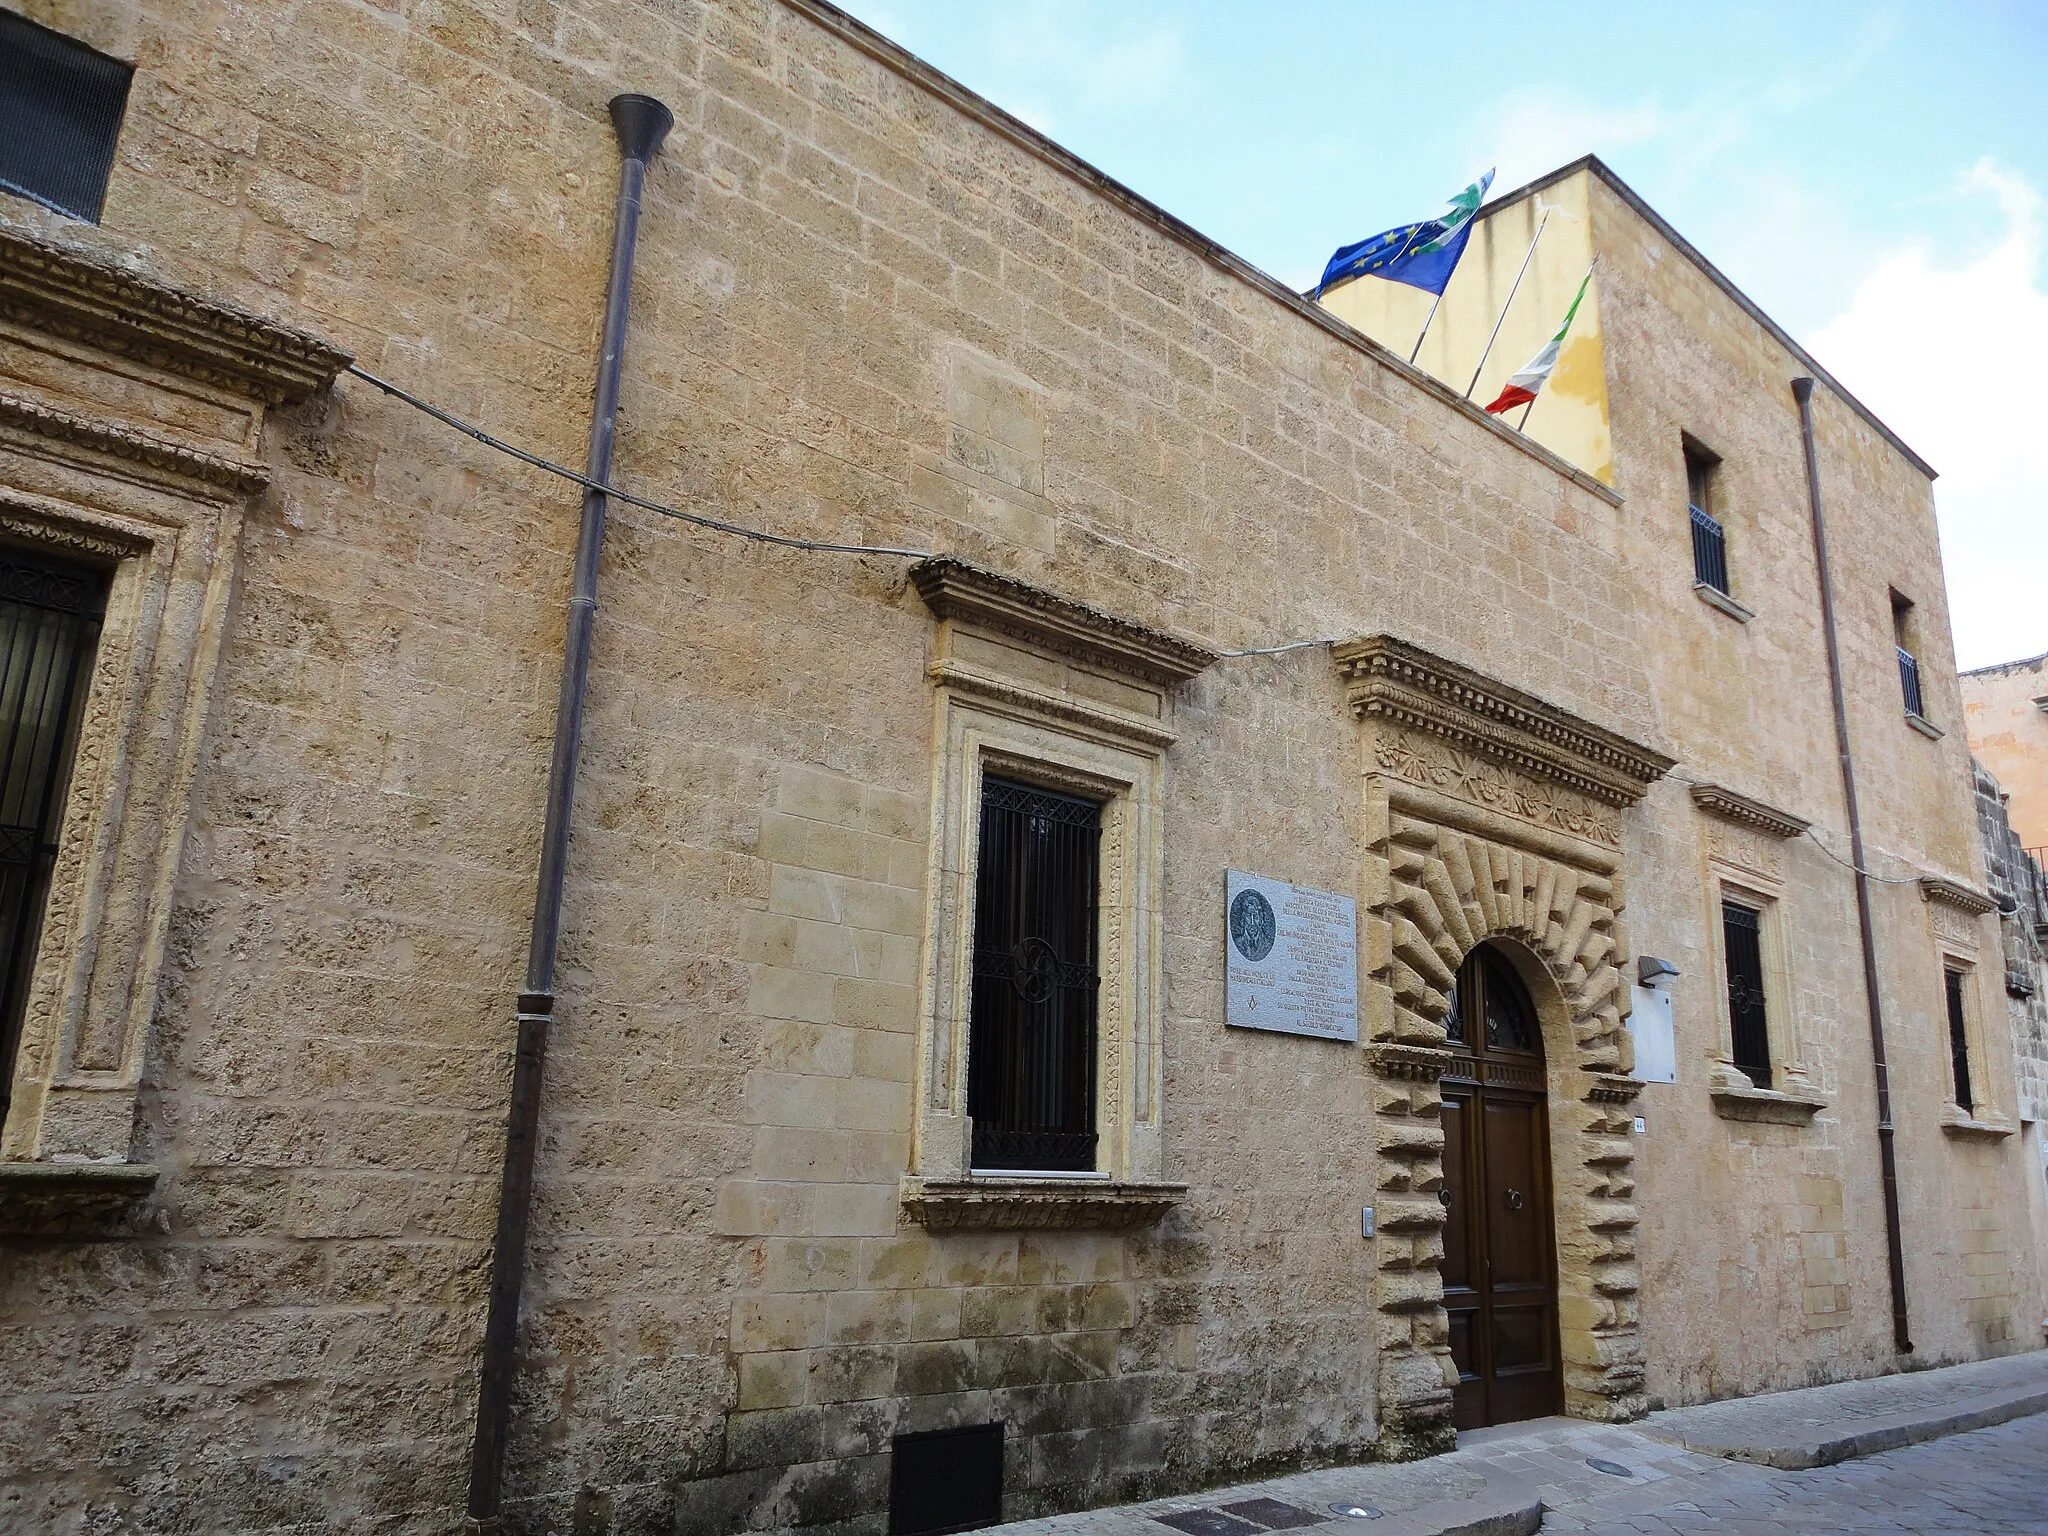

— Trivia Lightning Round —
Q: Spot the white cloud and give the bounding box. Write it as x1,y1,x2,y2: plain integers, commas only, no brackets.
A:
1808,162,2048,668
985,3,1188,114
1474,92,1677,195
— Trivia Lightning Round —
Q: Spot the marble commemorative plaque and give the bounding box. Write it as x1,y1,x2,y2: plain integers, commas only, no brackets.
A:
1225,870,1358,1042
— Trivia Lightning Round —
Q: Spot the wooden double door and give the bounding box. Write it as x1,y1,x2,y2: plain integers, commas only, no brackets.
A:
1439,943,1564,1430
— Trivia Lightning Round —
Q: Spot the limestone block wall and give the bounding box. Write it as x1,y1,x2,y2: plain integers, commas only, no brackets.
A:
1586,169,2047,1402
1975,759,2048,1123
1964,653,2048,854
0,2,1658,1533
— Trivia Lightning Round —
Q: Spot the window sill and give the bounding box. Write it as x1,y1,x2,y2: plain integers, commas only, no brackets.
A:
1709,1081,1827,1125
1939,1106,2014,1140
900,1174,1186,1231
0,1160,158,1235
1905,713,1944,741
1693,583,1754,623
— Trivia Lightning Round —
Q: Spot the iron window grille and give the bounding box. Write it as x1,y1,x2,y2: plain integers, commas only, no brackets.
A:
1689,504,1729,596
0,551,109,1135
1897,647,1925,720
0,13,133,224
967,776,1100,1173
1722,900,1772,1089
1944,968,1973,1114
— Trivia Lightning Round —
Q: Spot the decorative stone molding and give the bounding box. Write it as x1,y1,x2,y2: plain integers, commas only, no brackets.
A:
1693,583,1755,623
1704,821,1784,885
1920,876,1998,917
1709,1080,1828,1126
910,568,1186,1196
0,390,270,503
899,1175,1185,1231
1585,1073,1645,1105
1334,635,1675,810
910,557,1219,686
1938,1105,2015,1141
0,1160,157,1235
1347,643,1665,1458
1368,734,1624,850
1,226,346,1170
0,227,351,405
1688,782,1809,839
1363,1042,1455,1082
924,656,1179,752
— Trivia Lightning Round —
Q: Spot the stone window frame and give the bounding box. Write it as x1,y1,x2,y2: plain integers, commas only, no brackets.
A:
0,227,347,1225
898,558,1211,1231
1688,783,1826,1126
1920,877,2015,1140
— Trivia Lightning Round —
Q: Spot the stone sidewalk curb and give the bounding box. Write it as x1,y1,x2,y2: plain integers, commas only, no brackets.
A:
1363,1494,1543,1536
1637,1380,2048,1469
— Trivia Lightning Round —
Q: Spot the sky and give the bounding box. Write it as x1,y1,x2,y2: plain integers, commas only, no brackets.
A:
838,0,2048,670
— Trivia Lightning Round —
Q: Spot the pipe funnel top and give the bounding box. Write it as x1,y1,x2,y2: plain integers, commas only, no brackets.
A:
609,94,674,163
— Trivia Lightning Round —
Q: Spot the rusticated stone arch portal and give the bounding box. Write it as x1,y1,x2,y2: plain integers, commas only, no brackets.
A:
1334,637,1674,1460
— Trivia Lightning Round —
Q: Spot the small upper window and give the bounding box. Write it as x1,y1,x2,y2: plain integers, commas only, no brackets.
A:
0,13,133,224
1684,438,1728,596
1891,590,1925,720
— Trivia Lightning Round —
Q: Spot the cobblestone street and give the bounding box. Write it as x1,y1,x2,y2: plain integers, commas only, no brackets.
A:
1533,1414,2048,1534
991,1354,2048,1536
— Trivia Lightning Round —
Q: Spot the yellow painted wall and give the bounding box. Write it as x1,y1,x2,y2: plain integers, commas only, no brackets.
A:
1320,170,1615,484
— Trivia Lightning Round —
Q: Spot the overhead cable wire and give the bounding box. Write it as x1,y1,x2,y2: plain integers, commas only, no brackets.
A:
1217,638,1338,658
345,364,1342,660
1663,768,1923,885
345,364,934,560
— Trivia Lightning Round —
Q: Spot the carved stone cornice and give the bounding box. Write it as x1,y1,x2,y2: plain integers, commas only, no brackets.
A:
1584,1073,1645,1105
0,391,269,502
0,226,351,405
1688,782,1810,839
1919,876,1997,917
899,1176,1185,1231
1364,1042,1456,1082
1334,635,1674,808
910,557,1219,685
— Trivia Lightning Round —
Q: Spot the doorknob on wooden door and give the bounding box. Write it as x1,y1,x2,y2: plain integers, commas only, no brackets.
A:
1505,1188,1525,1211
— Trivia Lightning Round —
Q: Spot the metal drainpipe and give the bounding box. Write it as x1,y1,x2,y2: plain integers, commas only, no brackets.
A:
1792,374,1914,1355
465,93,674,1532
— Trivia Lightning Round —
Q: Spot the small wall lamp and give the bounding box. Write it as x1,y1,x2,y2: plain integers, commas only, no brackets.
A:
1637,956,1681,986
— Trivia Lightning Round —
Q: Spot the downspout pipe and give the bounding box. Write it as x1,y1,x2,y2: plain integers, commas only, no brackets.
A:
466,92,674,1532
1792,375,1913,1355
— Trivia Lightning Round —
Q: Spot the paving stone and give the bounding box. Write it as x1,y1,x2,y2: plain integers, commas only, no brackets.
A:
989,1377,2048,1536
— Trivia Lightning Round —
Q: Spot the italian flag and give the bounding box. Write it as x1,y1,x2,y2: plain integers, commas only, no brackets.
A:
1485,270,1592,415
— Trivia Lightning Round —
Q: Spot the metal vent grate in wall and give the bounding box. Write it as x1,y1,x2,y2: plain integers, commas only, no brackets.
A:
890,1422,1003,1535
0,11,134,224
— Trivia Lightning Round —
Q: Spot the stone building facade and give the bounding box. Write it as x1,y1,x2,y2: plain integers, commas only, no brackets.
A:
0,5,2041,1536
1973,759,2048,1213
1963,652,2048,855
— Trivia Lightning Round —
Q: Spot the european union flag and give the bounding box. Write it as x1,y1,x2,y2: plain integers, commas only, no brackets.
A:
1314,170,1495,298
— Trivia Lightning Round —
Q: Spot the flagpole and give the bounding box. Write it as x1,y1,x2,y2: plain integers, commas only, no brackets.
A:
1514,259,1595,432
1408,288,1445,365
1464,207,1550,400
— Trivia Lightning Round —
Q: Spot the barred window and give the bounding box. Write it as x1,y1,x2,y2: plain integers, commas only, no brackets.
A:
1685,437,1728,596
967,777,1100,1173
0,551,109,1134
0,13,133,224
1944,967,1974,1114
1722,900,1771,1089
